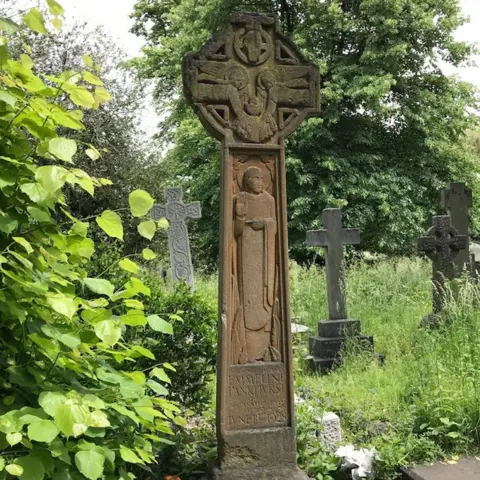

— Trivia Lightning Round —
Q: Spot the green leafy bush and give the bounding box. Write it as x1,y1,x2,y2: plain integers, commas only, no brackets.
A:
138,278,217,411
0,4,179,478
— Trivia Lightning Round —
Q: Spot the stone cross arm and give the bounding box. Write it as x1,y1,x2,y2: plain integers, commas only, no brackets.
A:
441,182,473,210
150,187,202,223
306,228,360,247
306,208,360,248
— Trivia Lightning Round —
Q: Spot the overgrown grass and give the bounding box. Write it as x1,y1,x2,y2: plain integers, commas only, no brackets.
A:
291,258,480,478
184,258,480,479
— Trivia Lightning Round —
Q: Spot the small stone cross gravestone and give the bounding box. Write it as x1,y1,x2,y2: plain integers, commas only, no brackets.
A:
306,208,372,372
307,209,360,321
183,11,319,479
418,215,467,313
441,182,472,274
151,187,201,290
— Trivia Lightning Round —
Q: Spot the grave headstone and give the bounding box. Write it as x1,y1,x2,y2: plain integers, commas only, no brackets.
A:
183,12,319,479
440,182,472,273
151,187,201,290
317,412,342,450
306,208,372,372
418,215,467,313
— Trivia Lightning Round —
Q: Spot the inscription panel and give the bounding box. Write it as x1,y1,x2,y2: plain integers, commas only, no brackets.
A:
226,363,289,430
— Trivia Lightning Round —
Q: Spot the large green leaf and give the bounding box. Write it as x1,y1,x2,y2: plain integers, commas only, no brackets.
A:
20,183,49,203
23,8,47,34
54,403,89,438
119,258,139,274
35,165,67,191
39,392,67,417
47,293,77,319
119,446,143,464
142,248,157,260
47,0,65,16
67,86,96,108
121,310,147,327
83,278,115,297
74,450,105,480
27,419,58,443
48,138,77,163
6,432,22,446
94,320,121,346
0,90,16,106
5,464,23,477
129,189,154,217
14,455,44,480
137,220,156,240
96,210,123,240
147,315,173,334
0,17,20,34
12,237,33,254
83,71,103,86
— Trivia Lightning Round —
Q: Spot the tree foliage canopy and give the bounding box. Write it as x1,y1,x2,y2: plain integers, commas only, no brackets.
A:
131,0,479,267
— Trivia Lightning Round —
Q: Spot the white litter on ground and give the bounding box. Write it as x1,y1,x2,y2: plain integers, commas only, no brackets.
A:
335,444,378,479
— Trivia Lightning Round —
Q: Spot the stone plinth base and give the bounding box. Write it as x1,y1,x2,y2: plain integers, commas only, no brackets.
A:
308,319,374,373
401,456,480,480
210,466,310,479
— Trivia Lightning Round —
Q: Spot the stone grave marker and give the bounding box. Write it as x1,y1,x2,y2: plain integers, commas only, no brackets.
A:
440,182,472,273
418,215,467,313
183,12,319,479
151,187,201,290
306,208,372,372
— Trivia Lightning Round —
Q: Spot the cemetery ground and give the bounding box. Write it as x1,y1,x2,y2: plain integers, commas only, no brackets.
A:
163,258,480,480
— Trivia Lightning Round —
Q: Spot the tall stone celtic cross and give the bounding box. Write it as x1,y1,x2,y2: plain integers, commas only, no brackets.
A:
441,182,472,273
183,12,319,480
418,215,467,313
150,187,201,290
306,209,360,321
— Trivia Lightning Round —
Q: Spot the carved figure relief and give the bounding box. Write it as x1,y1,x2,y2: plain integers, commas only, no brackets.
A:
231,157,281,364
183,13,319,144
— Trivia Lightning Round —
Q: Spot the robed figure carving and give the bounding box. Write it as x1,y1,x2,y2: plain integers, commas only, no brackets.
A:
231,166,281,364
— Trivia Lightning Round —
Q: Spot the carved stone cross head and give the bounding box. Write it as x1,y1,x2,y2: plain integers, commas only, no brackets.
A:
441,182,473,212
183,12,320,145
306,208,360,250
151,187,202,224
418,215,467,280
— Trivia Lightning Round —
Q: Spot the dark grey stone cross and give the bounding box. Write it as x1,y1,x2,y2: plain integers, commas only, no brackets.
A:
441,182,472,273
150,187,201,290
418,215,467,312
306,208,360,320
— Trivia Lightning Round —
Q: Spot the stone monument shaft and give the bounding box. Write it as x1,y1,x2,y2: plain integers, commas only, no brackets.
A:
441,182,472,273
183,12,319,479
418,215,467,313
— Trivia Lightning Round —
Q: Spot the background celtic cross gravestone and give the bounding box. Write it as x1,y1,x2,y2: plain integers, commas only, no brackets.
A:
183,12,319,479
306,208,371,372
418,215,467,313
440,182,472,274
150,187,201,289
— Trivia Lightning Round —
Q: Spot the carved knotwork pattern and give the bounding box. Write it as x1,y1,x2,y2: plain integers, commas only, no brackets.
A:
183,13,320,144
